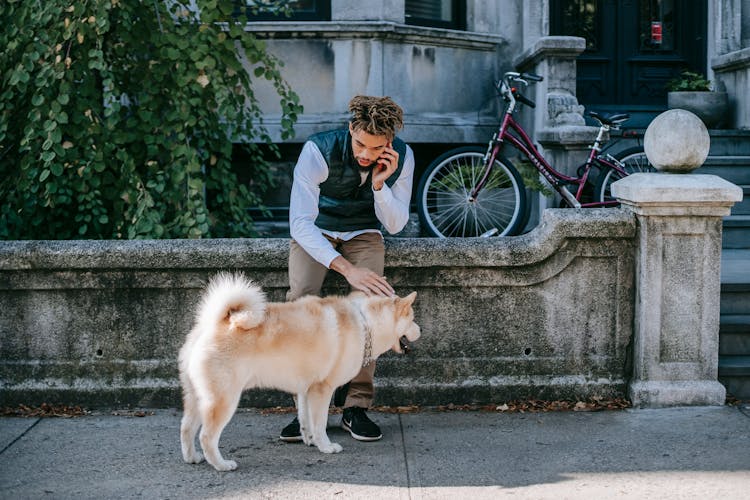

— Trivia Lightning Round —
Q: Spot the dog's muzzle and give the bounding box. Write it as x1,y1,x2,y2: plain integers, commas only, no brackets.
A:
399,335,413,354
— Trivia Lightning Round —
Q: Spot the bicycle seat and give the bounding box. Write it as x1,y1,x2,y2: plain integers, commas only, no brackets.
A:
588,111,631,126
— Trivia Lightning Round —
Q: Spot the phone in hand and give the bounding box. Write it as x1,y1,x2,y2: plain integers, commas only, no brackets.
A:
377,142,393,171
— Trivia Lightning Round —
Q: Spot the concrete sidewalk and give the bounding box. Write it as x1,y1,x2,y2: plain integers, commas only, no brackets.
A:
1,405,749,499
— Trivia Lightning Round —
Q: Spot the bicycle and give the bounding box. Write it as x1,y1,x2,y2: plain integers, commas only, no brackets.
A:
416,71,654,238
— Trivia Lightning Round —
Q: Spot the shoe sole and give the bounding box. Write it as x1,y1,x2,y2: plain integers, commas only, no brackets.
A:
341,420,382,442
279,435,303,443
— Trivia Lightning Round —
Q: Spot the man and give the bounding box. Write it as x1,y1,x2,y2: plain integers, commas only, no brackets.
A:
280,95,414,442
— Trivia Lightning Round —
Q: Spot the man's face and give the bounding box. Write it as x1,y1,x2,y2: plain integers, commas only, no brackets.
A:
349,124,389,168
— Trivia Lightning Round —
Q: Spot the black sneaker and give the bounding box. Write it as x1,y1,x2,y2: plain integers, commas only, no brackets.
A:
279,416,303,442
341,407,382,441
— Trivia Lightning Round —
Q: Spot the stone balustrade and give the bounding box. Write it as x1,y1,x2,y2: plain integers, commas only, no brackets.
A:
0,161,742,408
1,209,637,408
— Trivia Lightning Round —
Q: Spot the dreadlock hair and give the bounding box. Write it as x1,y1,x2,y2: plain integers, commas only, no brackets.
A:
348,95,404,140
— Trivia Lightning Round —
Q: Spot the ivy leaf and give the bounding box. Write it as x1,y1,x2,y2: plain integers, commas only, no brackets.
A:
0,0,299,240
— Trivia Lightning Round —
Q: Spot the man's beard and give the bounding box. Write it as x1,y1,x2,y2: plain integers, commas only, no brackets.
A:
356,158,374,168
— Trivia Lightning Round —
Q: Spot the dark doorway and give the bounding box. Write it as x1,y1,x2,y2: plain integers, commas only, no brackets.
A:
550,0,707,128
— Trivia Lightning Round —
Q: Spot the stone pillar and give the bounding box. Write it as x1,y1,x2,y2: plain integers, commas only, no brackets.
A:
612,110,744,408
514,36,599,222
514,36,597,176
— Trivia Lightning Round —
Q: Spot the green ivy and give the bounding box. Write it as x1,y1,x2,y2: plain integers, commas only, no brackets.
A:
0,0,303,239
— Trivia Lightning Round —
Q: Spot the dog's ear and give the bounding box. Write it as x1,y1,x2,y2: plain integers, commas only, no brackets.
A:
397,291,417,315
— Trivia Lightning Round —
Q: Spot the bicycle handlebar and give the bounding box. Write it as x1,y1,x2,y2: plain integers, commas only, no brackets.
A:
496,72,542,109
501,71,544,84
515,92,536,108
519,72,543,82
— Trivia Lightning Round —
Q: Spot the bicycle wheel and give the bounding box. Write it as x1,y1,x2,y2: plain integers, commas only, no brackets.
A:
594,147,656,203
417,146,527,238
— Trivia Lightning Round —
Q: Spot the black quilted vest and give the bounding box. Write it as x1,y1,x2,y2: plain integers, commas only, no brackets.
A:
309,128,406,231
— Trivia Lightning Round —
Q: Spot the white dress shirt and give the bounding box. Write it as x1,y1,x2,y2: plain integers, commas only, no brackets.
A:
289,140,415,268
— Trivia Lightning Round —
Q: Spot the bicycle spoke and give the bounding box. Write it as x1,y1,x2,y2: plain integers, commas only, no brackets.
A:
431,199,467,230
419,150,526,238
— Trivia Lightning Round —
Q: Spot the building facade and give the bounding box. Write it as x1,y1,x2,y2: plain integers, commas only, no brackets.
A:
242,0,750,223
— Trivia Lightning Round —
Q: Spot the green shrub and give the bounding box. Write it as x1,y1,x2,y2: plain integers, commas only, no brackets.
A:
0,0,302,239
666,71,712,92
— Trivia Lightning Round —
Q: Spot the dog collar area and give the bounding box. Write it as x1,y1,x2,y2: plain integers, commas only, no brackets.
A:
358,308,374,367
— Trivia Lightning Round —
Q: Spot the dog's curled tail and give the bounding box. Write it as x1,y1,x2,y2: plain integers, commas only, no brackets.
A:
197,272,267,332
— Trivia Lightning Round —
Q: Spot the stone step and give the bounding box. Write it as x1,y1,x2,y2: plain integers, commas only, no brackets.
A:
720,333,750,356
702,130,750,157
692,156,750,186
719,355,750,376
695,156,750,185
721,249,750,283
721,284,750,315
720,250,750,320
718,355,750,399
729,186,750,215
723,215,750,249
719,315,750,355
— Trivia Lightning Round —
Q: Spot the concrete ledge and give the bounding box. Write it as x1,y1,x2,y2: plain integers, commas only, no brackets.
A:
712,46,750,73
629,380,726,408
0,209,636,408
513,35,586,69
243,21,506,51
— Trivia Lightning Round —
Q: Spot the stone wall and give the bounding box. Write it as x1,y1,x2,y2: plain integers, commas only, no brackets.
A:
0,209,636,408
247,22,509,145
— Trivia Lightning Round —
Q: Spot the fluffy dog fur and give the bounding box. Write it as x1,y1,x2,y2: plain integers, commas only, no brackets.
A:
179,272,421,471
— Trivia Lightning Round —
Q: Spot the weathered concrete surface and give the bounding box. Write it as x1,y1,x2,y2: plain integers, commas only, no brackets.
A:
644,109,711,172
613,172,744,407
713,46,750,130
1,406,748,499
0,209,636,408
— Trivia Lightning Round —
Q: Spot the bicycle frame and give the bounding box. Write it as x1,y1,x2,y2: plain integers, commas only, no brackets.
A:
471,94,627,208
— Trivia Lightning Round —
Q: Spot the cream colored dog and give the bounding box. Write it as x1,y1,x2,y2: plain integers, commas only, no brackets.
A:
179,272,420,471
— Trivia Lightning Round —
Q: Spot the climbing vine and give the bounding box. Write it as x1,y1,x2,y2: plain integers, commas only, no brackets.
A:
0,0,302,239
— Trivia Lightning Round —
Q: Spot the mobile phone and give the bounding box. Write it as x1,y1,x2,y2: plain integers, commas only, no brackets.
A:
377,142,393,168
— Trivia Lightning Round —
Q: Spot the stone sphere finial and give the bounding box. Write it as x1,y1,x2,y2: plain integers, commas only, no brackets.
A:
643,109,710,173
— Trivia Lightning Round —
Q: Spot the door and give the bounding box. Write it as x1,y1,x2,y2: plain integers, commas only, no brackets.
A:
550,0,707,128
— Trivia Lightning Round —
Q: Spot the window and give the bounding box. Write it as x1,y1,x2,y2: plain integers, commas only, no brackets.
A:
550,0,600,51
405,0,466,30
242,0,330,21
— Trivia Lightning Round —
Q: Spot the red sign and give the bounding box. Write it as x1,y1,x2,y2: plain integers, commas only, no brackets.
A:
651,21,663,44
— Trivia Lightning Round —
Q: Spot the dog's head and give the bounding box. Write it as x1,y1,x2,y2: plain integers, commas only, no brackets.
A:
391,291,420,354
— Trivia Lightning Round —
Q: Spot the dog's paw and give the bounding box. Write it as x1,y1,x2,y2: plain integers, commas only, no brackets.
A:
183,451,204,464
301,430,313,446
318,442,343,454
211,459,238,472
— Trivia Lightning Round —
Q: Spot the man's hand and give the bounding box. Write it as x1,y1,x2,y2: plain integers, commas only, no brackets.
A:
330,256,395,296
372,143,399,191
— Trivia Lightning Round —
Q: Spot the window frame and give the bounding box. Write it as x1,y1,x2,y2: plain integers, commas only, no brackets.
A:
242,0,331,22
405,0,466,30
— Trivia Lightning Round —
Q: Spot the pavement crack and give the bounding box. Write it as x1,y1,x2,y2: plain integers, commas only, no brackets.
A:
0,418,41,455
398,413,413,499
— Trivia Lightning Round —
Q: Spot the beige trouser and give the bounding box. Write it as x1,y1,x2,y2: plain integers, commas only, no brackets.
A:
287,231,384,409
